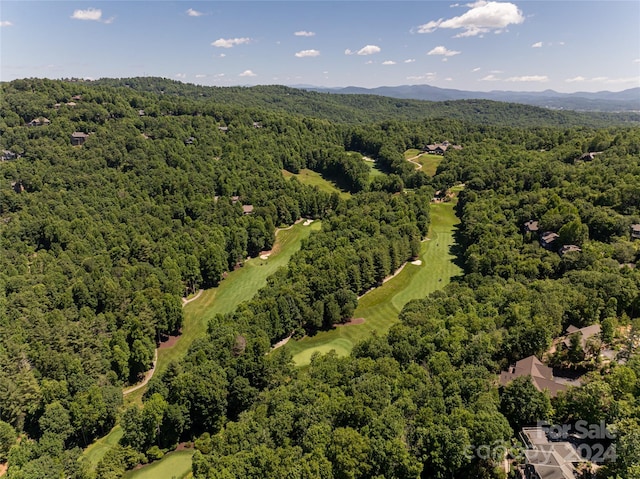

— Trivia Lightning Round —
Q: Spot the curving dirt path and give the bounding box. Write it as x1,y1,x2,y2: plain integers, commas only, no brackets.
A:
123,348,158,396
271,331,295,351
406,154,423,170
182,288,204,305
356,260,412,299
124,289,204,396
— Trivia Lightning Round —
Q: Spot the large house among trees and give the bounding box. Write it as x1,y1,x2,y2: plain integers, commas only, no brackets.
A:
70,132,89,146
499,356,567,397
519,427,587,479
423,141,462,155
27,117,50,127
539,231,560,250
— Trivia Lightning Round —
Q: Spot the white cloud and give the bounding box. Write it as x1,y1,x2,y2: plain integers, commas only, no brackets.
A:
187,8,204,17
416,20,442,34
294,30,315,37
214,73,225,78
565,76,586,83
472,67,481,72
603,76,640,84
175,73,186,79
505,75,549,82
239,70,256,77
480,74,500,81
345,49,353,55
365,60,374,64
416,1,524,37
634,59,640,64
428,46,461,57
195,74,207,78
212,37,251,48
407,72,437,82
531,41,542,48
295,49,320,58
0,21,13,27
71,8,103,21
382,60,396,65
404,59,416,63
445,77,454,81
218,53,226,58
357,45,381,55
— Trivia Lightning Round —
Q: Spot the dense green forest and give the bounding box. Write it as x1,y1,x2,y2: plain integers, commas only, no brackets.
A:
92,77,640,127
0,78,639,478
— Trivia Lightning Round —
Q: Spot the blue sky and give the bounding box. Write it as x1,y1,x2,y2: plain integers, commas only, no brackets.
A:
1,1,639,92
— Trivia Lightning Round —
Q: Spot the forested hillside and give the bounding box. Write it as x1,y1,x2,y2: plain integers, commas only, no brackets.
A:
188,114,640,479
92,77,640,127
1,78,639,479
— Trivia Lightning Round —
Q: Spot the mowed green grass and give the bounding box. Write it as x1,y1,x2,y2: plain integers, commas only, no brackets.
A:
284,197,462,366
124,450,195,479
404,149,443,177
363,158,386,178
82,425,123,470
156,220,321,380
282,168,351,199
83,221,320,467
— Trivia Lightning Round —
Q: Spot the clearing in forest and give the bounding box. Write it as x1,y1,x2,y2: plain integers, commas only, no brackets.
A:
285,191,463,366
404,148,443,177
360,155,387,178
282,168,351,199
137,220,320,397
123,449,194,479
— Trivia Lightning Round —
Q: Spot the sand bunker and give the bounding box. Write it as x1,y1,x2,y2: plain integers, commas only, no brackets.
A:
303,219,314,226
411,260,423,265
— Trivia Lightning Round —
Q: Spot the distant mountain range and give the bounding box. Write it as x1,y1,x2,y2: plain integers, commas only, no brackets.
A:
301,84,640,112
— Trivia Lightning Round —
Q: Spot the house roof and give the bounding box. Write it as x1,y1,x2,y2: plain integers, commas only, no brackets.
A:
563,324,601,349
29,117,50,124
525,463,574,479
522,427,550,447
524,220,539,232
521,428,580,479
537,444,582,464
242,205,254,214
499,356,567,397
71,132,89,138
540,231,559,243
559,244,581,256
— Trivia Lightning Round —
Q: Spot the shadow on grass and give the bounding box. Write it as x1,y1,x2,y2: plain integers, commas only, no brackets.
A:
448,221,467,282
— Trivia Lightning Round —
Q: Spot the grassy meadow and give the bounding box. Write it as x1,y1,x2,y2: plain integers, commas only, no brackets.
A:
282,168,351,199
404,148,443,177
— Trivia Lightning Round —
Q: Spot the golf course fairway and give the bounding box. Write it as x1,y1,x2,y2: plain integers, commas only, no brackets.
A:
284,193,462,366
83,220,320,470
